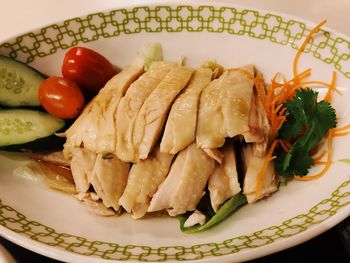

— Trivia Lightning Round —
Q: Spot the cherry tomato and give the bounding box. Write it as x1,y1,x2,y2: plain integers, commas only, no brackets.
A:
62,47,117,94
39,76,85,119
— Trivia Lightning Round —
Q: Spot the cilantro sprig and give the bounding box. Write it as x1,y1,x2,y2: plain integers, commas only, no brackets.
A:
275,88,337,177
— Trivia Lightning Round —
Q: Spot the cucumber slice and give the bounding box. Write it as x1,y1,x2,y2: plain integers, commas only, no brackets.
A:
0,109,64,148
0,55,45,107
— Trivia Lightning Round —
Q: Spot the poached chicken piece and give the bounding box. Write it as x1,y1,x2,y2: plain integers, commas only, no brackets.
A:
208,143,241,212
148,142,215,216
89,153,129,212
119,146,174,218
132,66,194,161
116,62,178,162
70,147,97,193
243,74,272,157
58,60,276,223
196,65,255,149
63,64,144,159
160,68,213,154
242,144,278,203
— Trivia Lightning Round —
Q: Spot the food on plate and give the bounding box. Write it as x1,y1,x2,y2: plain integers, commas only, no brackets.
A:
208,142,240,212
89,152,129,212
243,144,277,203
63,63,144,157
2,21,347,233
196,65,255,149
148,142,215,216
62,47,117,95
132,65,194,160
116,61,178,162
70,147,96,193
14,161,75,194
119,146,174,218
0,109,65,151
275,89,336,177
39,76,85,119
160,67,213,154
0,55,45,107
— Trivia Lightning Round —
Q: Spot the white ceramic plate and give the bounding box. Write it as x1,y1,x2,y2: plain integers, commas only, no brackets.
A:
0,1,350,262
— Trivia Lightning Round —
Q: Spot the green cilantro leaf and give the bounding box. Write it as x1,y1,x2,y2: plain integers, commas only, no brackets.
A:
275,88,337,177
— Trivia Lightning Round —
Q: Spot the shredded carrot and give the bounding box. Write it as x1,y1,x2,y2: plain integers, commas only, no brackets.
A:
314,161,329,165
255,20,349,188
293,20,327,78
313,150,326,161
324,71,337,102
333,131,350,137
279,140,291,152
256,140,278,198
333,124,350,132
298,124,350,180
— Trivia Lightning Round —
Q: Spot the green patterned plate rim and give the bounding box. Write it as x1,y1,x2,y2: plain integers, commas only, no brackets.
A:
1,4,350,78
0,180,349,261
0,3,350,262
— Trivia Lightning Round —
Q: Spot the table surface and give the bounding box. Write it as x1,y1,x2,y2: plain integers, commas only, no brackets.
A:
1,0,350,262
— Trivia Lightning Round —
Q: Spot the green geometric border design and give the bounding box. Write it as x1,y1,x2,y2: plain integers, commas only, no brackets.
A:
0,179,349,261
0,5,350,78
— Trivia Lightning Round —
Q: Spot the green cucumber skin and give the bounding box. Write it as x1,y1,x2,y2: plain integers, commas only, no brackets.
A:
0,55,45,107
0,109,65,152
0,134,65,152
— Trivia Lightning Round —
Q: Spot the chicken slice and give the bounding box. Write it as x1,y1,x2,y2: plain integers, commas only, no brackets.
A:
70,148,97,193
76,193,116,216
203,148,224,164
242,144,278,203
116,62,177,162
208,143,241,212
160,68,213,154
242,75,271,157
119,146,174,219
148,143,215,216
196,65,255,149
222,65,255,137
184,210,206,227
133,66,194,160
63,64,144,159
196,73,226,149
89,153,129,212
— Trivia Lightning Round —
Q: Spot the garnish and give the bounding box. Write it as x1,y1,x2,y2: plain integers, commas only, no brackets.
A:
275,89,337,177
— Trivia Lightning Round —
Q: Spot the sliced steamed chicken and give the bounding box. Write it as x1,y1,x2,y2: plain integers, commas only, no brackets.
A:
242,73,271,157
242,144,278,203
115,62,178,162
133,66,194,160
70,148,97,193
203,148,224,164
148,142,215,216
196,65,255,149
119,146,174,218
63,63,144,159
76,192,116,216
89,153,129,212
160,68,213,154
208,143,241,212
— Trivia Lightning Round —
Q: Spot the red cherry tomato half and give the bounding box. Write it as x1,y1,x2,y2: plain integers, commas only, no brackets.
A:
62,47,117,94
39,76,85,119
